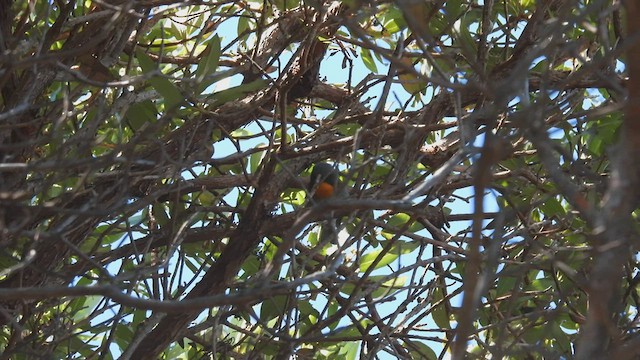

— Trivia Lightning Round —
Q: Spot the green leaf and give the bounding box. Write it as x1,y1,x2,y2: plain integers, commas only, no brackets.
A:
444,0,464,23
381,213,423,240
520,0,536,7
125,100,157,131
282,189,306,206
431,288,451,329
136,48,156,72
381,6,406,34
337,341,359,360
115,324,135,349
530,277,554,291
136,48,184,110
273,0,297,10
405,340,438,360
240,255,260,279
360,47,378,73
230,128,252,137
260,295,288,322
195,35,221,94
297,301,320,333
359,249,399,272
495,274,518,297
237,14,252,36
327,325,362,339
370,275,406,298
152,203,170,227
541,197,566,217
451,11,478,63
208,79,267,107
72,295,102,321
336,123,360,136
249,148,265,173
196,190,217,206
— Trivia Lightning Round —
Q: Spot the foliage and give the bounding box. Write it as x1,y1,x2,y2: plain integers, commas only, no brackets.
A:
0,0,637,359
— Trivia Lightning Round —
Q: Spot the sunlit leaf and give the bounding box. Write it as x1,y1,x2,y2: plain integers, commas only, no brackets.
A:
361,47,378,73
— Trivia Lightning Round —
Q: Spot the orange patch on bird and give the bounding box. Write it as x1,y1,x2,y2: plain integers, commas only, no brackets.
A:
314,182,335,199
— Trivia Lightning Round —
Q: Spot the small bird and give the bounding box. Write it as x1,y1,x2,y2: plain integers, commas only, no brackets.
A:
309,162,339,201
308,162,341,244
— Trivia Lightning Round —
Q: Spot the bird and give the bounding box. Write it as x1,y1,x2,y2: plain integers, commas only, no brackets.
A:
308,162,342,244
309,162,339,201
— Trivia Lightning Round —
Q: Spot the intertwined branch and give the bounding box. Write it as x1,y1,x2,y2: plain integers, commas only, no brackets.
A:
0,0,637,359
